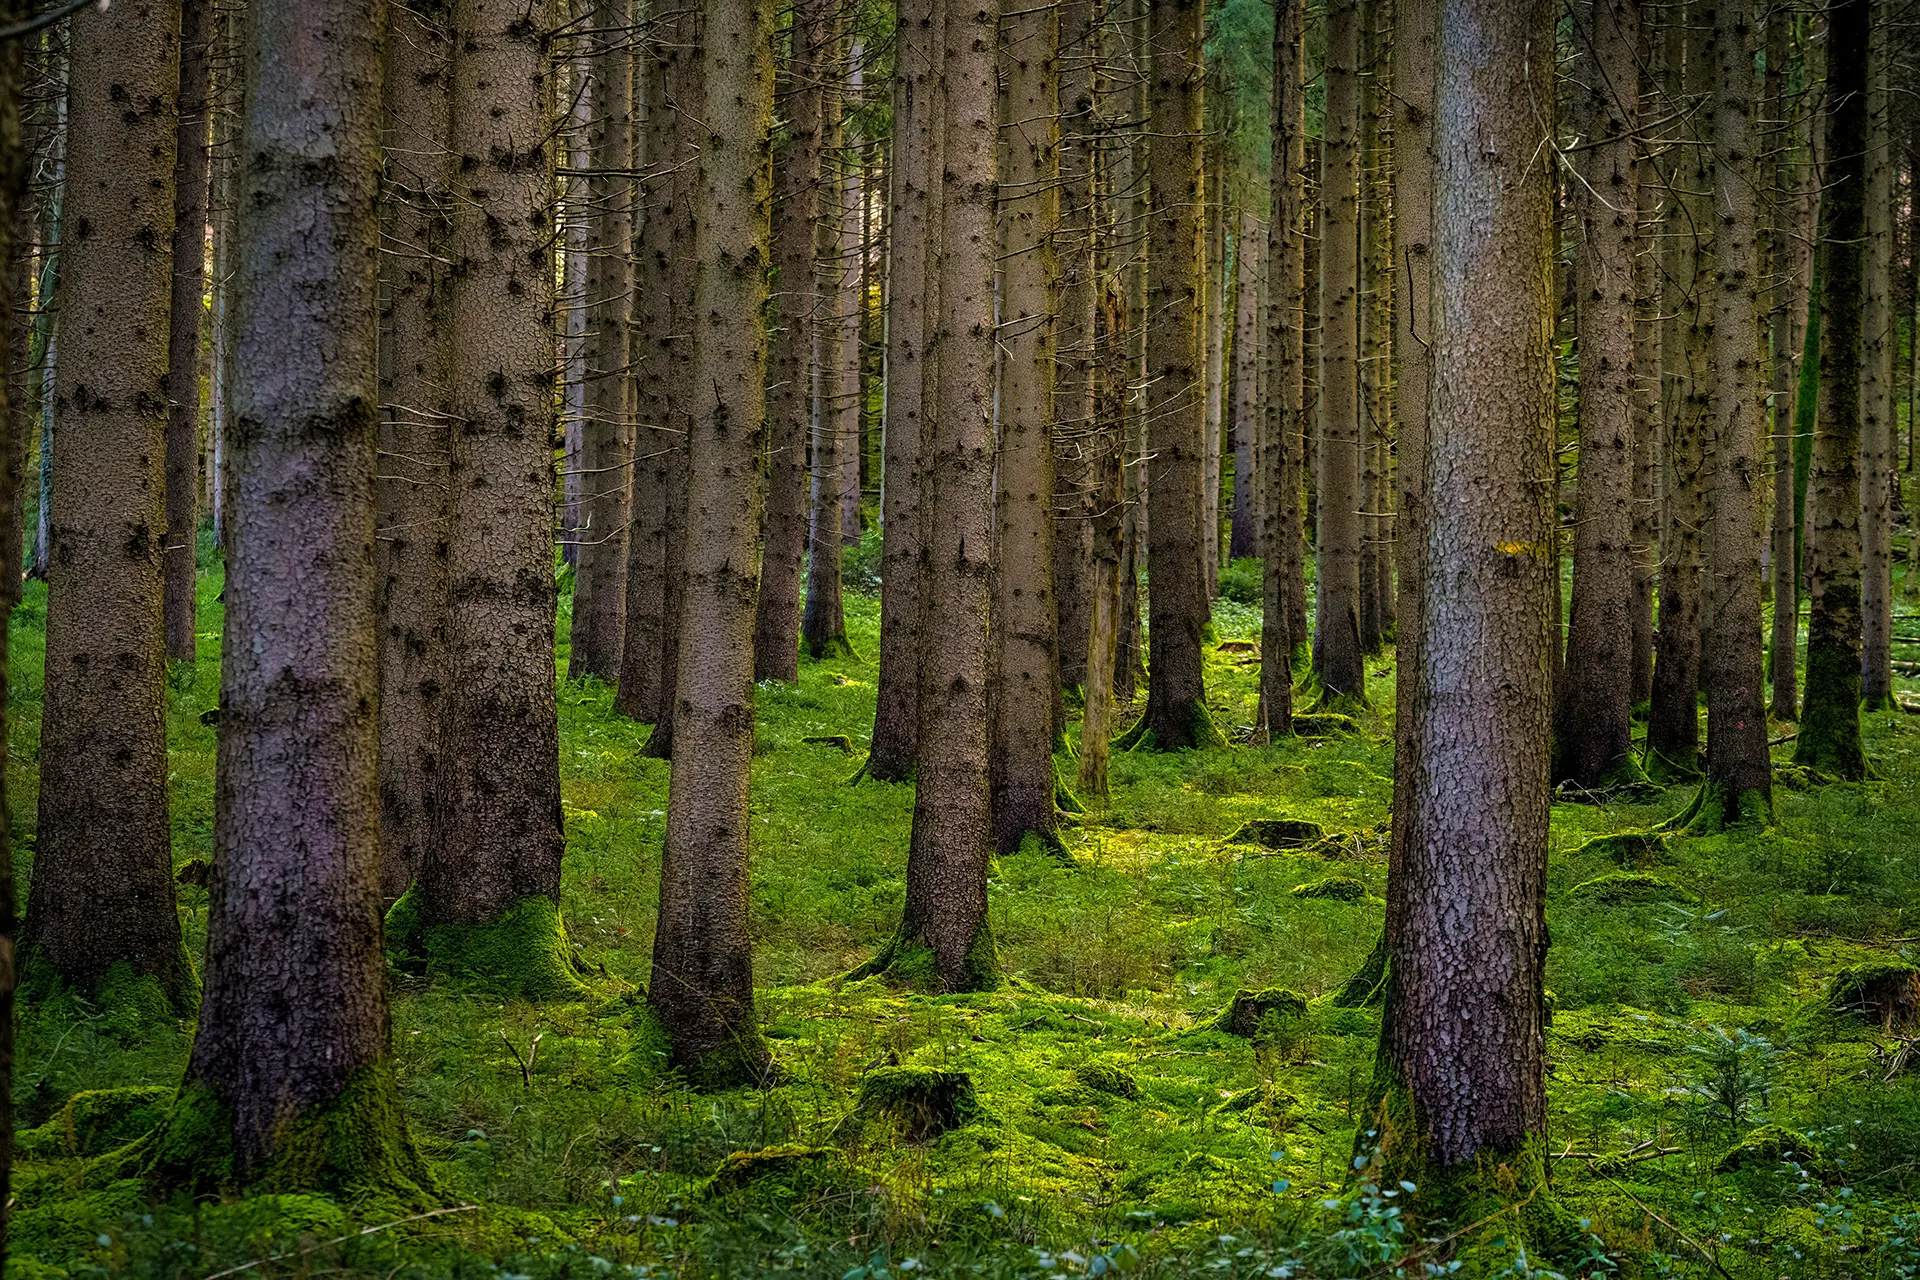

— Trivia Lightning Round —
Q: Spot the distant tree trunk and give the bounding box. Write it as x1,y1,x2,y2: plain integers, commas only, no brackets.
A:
1375,0,1557,1217
1356,0,1390,654
1313,0,1366,703
1695,0,1772,827
163,0,215,665
1113,0,1148,706
1630,127,1660,712
1052,0,1098,698
991,0,1062,852
0,0,27,1252
22,0,194,1016
758,0,830,686
567,7,636,683
375,0,454,904
1553,0,1641,790
1081,281,1128,794
558,50,589,565
1202,163,1226,602
1228,209,1261,561
156,0,430,1198
407,0,585,999
208,15,239,551
649,0,777,1087
868,0,936,778
1765,8,1798,717
834,46,866,551
857,0,1002,991
1795,0,1870,779
1859,29,1893,710
1124,0,1221,750
1259,0,1306,741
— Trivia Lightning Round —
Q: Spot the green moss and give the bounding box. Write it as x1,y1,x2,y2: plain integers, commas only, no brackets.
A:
1796,636,1871,779
847,1066,989,1140
1828,960,1920,1029
1289,712,1359,737
1225,817,1327,849
1567,872,1696,905
18,950,200,1028
1115,699,1229,753
1214,987,1307,1039
17,1086,172,1159
388,889,591,1002
1715,1125,1833,1178
1569,829,1667,868
1290,875,1368,902
1330,933,1388,1007
1070,1060,1139,1099
704,1145,859,1206
1672,780,1773,834
846,917,1000,993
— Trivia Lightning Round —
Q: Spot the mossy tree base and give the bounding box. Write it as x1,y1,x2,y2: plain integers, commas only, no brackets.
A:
1330,934,1388,1008
805,636,858,662
19,950,201,1028
628,1004,776,1091
1642,746,1701,785
386,888,592,1002
1670,780,1773,834
845,922,1000,994
1113,699,1228,753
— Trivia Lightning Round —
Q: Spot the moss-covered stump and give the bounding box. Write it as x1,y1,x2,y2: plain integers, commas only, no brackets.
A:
1567,872,1696,906
848,1066,988,1141
1226,818,1326,850
1214,987,1308,1039
1291,875,1368,902
1290,713,1359,738
802,734,856,754
385,888,592,1002
704,1145,858,1207
1715,1125,1833,1179
18,1086,172,1159
1829,961,1920,1030
1569,830,1668,869
1070,1060,1139,1099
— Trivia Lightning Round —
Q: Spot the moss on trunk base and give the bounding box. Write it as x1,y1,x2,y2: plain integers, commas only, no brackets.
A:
845,920,1001,994
386,889,592,1001
1113,699,1228,752
1673,780,1773,834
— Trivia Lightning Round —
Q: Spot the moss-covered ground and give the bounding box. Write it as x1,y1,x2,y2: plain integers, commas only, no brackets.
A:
11,536,1920,1277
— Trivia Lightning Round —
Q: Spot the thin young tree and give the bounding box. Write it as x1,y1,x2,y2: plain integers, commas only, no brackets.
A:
1795,0,1872,778
145,0,431,1198
22,0,194,1015
648,0,778,1086
1553,0,1642,790
1228,209,1260,561
1374,0,1559,1233
1052,0,1098,702
397,0,587,997
375,0,454,903
1859,29,1894,710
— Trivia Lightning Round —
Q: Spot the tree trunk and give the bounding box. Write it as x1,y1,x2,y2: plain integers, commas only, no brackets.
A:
1765,6,1799,719
991,0,1062,852
156,0,430,1198
408,0,584,998
1228,210,1260,561
858,0,1001,991
1312,0,1366,703
163,0,215,665
558,50,589,566
1859,27,1893,710
1376,0,1557,1222
1081,284,1127,795
1695,0,1772,827
1630,51,1660,710
868,0,936,777
22,0,193,1015
1201,163,1226,604
836,47,867,551
208,14,239,552
1125,0,1220,750
1553,0,1641,790
1795,0,1870,779
649,0,776,1087
567,6,636,683
1356,0,1390,654
1051,0,1097,699
375,0,454,904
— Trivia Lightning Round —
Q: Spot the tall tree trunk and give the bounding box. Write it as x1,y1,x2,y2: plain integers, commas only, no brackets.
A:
1859,24,1893,710
567,8,636,682
1081,279,1128,795
857,0,1001,991
0,0,27,1253
1765,6,1799,719
758,0,831,685
991,0,1062,851
208,13,239,551
155,0,430,1198
835,46,866,549
405,0,584,998
22,0,193,1015
1376,0,1557,1220
1125,0,1221,749
1313,0,1366,702
1356,0,1391,654
1630,108,1660,710
1795,0,1870,778
1113,0,1149,706
1201,162,1225,603
1553,0,1641,790
163,0,215,665
558,51,589,565
1051,0,1097,699
376,0,454,904
1695,0,1772,827
649,0,777,1087
868,0,935,776
1228,209,1260,561
1259,0,1306,740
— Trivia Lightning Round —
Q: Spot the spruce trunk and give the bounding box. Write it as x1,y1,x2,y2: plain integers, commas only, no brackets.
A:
163,0,214,665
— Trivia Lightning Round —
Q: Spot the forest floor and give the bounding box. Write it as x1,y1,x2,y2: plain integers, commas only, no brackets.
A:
10,537,1920,1278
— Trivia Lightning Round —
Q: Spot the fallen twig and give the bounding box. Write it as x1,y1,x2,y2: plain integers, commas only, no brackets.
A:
1600,1176,1736,1280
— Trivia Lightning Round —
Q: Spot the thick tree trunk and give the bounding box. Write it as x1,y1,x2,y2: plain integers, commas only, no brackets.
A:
868,0,936,777
1630,115,1660,710
408,0,583,998
1228,210,1260,562
163,0,214,665
649,0,776,1087
375,0,454,904
567,7,636,683
1051,0,1097,698
1127,0,1220,749
22,0,193,1015
991,0,1062,851
1795,0,1870,778
1553,0,1641,790
1859,32,1893,709
1313,0,1366,703
1376,0,1557,1220
158,0,429,1198
1765,8,1799,718
0,0,27,1251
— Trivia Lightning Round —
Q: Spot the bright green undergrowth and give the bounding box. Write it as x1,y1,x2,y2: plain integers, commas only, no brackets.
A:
10,541,1920,1278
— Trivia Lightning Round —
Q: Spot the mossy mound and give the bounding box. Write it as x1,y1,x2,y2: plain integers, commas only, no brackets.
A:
705,1145,859,1206
1568,872,1696,906
1715,1125,1833,1179
18,1086,172,1159
1569,830,1668,869
1289,713,1359,738
1290,875,1368,902
386,888,593,1002
1225,817,1326,850
1828,961,1920,1030
1070,1060,1139,1099
803,734,856,754
1214,987,1308,1039
848,1066,988,1140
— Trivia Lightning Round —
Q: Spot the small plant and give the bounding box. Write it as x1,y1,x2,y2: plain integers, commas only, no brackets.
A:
1675,1025,1782,1134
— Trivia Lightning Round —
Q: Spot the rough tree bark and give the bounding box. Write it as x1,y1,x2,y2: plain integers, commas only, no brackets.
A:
1553,0,1642,790
1764,6,1798,719
1202,163,1225,603
1051,0,1097,699
1794,0,1870,779
0,0,26,1252
648,0,777,1087
148,0,431,1200
163,0,214,665
1858,30,1893,710
1228,209,1260,561
1357,0,1391,653
22,0,194,1016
